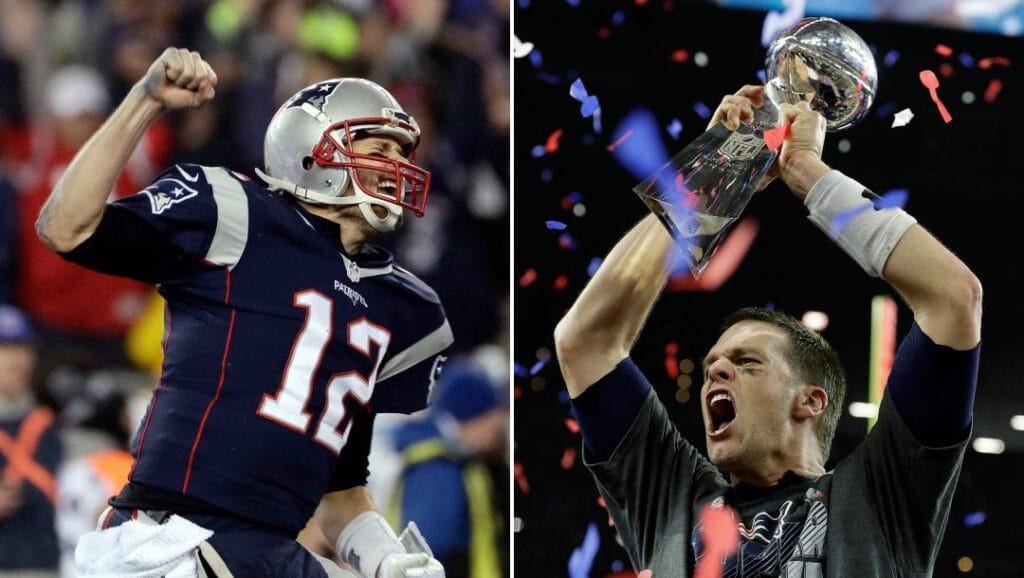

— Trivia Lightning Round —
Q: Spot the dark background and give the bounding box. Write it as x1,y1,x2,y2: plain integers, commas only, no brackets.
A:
514,1,1022,576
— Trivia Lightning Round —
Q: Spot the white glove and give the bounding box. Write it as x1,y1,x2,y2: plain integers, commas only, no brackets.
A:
378,552,445,578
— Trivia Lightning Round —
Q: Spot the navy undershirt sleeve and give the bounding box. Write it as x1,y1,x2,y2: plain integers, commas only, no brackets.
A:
886,322,980,447
569,357,652,461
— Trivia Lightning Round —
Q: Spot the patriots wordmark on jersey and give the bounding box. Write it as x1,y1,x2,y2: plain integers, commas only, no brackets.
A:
64,164,452,535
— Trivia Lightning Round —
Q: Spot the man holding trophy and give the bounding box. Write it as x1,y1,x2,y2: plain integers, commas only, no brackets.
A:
554,18,982,577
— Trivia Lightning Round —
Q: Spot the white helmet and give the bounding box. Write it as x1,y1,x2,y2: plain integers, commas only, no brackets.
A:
259,78,431,232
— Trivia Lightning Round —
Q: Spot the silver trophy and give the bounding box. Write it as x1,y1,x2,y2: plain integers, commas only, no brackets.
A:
635,17,877,274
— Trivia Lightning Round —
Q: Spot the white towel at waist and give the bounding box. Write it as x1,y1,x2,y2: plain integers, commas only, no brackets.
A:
75,510,214,578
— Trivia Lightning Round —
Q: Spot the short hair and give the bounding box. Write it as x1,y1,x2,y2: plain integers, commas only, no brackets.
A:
720,307,846,462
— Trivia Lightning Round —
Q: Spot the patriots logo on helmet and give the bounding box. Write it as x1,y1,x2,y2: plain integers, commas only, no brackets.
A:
286,80,341,113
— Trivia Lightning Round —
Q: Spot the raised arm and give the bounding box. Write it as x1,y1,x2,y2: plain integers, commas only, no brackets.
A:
776,104,982,350
35,48,217,253
555,85,767,397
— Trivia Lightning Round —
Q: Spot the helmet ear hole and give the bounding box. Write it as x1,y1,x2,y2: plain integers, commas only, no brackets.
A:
302,156,316,170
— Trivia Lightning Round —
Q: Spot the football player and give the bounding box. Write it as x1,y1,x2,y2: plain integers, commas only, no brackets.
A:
37,48,451,578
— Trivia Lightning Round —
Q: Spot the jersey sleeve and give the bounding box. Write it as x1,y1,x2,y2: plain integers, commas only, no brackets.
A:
61,164,250,282
371,286,454,415
580,358,728,571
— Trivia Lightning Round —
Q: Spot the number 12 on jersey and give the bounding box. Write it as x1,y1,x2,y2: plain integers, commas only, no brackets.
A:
257,290,391,453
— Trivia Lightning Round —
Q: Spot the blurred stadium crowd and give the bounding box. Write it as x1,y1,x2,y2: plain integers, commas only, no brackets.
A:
0,0,509,576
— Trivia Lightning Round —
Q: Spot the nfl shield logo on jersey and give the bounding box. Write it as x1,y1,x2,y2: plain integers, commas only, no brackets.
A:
347,259,360,283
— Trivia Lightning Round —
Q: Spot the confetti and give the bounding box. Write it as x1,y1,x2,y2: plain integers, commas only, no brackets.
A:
514,462,530,493
984,79,1003,103
560,447,576,469
558,233,578,251
529,359,548,375
939,63,954,78
512,34,535,58
513,362,528,378
978,56,1011,69
587,257,603,277
763,123,791,152
891,108,914,128
546,220,568,230
959,52,975,68
565,0,580,6
518,268,538,287
610,110,666,175
874,100,897,120
964,511,986,528
919,70,952,124
668,217,759,292
883,49,899,67
605,128,634,152
569,78,601,118
638,571,653,578
529,49,543,68
693,101,712,120
567,522,600,578
531,145,546,158
671,49,690,63
665,341,680,379
667,118,684,140
553,275,569,291
545,128,564,153
830,189,910,236
611,10,626,25
513,517,524,532
934,44,953,57
761,0,806,47
564,418,580,434
694,503,739,578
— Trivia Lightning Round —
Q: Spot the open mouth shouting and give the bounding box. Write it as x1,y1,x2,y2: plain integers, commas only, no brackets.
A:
706,389,737,439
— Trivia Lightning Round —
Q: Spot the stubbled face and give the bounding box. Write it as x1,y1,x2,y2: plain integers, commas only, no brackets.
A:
346,135,411,223
701,321,799,479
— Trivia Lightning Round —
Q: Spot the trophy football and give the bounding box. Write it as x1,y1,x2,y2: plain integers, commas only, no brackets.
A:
634,17,878,273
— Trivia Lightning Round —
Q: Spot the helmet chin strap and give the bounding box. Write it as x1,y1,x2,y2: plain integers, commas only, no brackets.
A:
254,167,401,233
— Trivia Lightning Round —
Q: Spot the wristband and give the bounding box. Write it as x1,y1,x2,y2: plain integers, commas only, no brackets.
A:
804,170,916,277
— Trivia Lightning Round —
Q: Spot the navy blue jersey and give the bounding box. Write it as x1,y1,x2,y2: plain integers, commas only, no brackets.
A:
66,164,452,535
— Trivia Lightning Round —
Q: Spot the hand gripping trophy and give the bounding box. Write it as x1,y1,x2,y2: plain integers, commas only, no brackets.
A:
635,17,878,273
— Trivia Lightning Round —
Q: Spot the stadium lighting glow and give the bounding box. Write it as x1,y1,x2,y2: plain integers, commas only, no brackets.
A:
972,437,1005,455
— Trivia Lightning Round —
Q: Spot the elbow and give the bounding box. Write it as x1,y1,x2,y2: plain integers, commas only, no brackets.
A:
553,314,584,368
35,204,90,254
956,271,983,332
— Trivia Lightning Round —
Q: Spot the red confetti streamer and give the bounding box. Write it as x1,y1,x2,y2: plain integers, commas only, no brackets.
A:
638,571,653,578
518,268,538,287
939,63,954,78
671,49,690,63
597,496,606,508
985,78,1003,103
514,386,522,399
606,128,635,152
934,44,953,57
919,70,952,124
514,462,530,493
664,341,680,379
598,27,611,40
564,418,580,434
669,217,760,292
635,0,649,5
560,447,576,469
978,56,1011,69
693,503,740,578
553,274,569,291
544,128,564,153
763,123,791,152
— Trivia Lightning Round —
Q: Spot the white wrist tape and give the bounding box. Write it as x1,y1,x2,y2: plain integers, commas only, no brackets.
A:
336,512,405,578
804,170,917,277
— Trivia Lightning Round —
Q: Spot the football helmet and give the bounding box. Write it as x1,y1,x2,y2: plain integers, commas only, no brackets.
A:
259,78,431,232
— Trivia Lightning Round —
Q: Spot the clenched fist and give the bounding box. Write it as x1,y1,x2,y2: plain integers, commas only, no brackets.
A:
138,47,218,110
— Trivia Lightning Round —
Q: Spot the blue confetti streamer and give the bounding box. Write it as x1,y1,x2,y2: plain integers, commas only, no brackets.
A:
513,362,528,378
611,560,624,572
570,78,601,118
959,52,975,68
566,191,583,204
587,257,603,277
529,359,548,375
567,522,601,578
559,233,578,251
693,101,712,120
541,169,554,182
883,49,899,67
517,0,530,7
531,145,546,158
873,100,896,120
831,189,910,236
565,0,580,6
610,109,669,180
529,49,544,69
756,69,767,83
611,10,625,25
546,220,568,230
667,118,684,140
964,511,985,528
557,390,570,404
